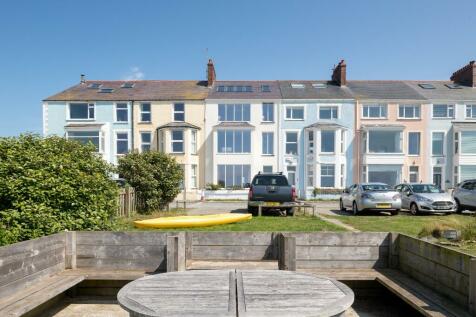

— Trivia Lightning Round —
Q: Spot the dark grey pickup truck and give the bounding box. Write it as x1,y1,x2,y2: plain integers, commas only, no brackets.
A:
247,173,297,216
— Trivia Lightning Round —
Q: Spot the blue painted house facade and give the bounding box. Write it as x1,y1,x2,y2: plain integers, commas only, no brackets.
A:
278,77,355,199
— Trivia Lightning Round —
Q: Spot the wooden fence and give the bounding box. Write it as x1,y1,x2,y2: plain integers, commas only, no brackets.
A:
117,187,138,218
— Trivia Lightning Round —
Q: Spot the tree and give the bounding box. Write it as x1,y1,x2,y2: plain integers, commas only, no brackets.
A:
0,134,119,245
118,151,183,213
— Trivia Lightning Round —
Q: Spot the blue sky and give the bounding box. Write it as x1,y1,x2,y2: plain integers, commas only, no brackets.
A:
1,0,475,136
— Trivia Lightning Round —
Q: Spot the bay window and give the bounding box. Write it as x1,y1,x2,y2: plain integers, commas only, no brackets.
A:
171,130,184,153
320,130,335,153
461,131,476,154
321,164,335,187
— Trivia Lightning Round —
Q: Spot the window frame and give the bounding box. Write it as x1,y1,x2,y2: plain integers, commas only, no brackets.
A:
432,104,455,119
460,130,476,155
318,105,339,120
367,129,403,154
115,131,130,157
262,132,274,155
431,131,446,156
217,129,252,154
284,106,305,120
285,131,299,155
320,130,336,154
320,164,335,188
409,166,419,183
218,104,251,122
68,102,95,120
217,164,251,188
66,130,102,153
140,103,152,122
173,103,185,122
171,129,185,153
262,103,274,122
191,130,198,154
466,105,476,119
140,131,152,153
114,102,129,123
362,104,387,119
398,104,421,119
407,132,421,156
191,164,198,188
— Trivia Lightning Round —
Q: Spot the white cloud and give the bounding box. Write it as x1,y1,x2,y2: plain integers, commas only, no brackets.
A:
123,66,144,80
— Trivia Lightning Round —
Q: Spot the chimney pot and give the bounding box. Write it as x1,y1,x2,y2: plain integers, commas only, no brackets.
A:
207,59,216,87
80,74,85,84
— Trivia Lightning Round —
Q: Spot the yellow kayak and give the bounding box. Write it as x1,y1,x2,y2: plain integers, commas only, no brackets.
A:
134,213,252,229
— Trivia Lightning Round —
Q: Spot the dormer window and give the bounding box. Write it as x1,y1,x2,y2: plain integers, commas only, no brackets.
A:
261,85,271,92
121,82,135,88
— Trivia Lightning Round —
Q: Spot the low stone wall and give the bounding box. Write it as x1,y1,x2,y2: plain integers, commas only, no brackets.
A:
204,189,248,200
0,232,66,298
397,234,472,308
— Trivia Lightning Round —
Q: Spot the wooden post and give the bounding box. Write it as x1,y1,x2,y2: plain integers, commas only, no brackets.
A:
469,257,476,315
167,235,178,272
388,232,399,269
278,234,296,271
167,234,186,272
65,231,76,270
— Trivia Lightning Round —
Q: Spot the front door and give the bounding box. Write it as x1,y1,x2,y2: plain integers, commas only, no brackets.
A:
433,166,442,189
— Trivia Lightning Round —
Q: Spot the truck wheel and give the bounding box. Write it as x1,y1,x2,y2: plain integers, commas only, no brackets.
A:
286,208,295,217
247,206,258,216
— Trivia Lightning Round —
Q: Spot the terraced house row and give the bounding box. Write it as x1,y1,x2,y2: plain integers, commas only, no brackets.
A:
43,60,476,199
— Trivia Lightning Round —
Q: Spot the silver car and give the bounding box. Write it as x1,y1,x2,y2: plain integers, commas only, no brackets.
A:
453,179,476,213
395,183,456,215
340,183,402,216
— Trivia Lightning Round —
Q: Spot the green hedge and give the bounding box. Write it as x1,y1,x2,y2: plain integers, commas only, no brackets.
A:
0,134,119,245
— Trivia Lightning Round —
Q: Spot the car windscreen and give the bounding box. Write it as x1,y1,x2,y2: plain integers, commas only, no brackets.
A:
362,184,391,191
252,176,288,186
411,184,441,193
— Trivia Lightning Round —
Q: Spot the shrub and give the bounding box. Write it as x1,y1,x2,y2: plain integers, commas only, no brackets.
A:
118,151,183,213
0,134,119,245
206,183,221,191
418,218,462,239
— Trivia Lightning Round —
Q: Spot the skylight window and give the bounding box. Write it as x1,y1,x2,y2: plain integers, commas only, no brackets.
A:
261,85,271,92
88,83,102,89
121,82,135,88
216,85,253,93
99,88,114,93
312,83,327,89
445,83,462,89
291,83,305,89
418,83,435,89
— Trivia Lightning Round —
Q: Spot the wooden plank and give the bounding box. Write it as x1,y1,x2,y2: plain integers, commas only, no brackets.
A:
59,268,149,280
237,270,354,317
297,259,388,269
469,258,476,315
191,245,276,261
76,244,166,259
190,232,275,246
65,231,77,269
291,232,390,246
278,235,296,271
0,275,84,317
76,231,169,246
296,246,387,261
399,249,469,300
399,234,471,275
298,268,380,281
76,258,165,271
167,235,178,272
117,270,236,316
388,232,399,269
0,233,65,259
187,260,279,270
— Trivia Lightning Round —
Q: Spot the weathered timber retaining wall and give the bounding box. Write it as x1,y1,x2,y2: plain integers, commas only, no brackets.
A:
397,234,472,307
0,232,66,298
75,232,171,272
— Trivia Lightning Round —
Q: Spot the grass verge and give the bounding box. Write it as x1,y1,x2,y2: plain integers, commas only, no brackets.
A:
119,214,345,232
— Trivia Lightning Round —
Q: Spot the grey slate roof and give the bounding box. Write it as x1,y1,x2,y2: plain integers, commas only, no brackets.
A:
347,81,426,102
44,80,209,101
207,81,281,100
157,122,201,130
279,81,354,100
404,81,476,102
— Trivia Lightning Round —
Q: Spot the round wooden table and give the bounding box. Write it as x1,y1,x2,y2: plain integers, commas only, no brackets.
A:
118,270,354,317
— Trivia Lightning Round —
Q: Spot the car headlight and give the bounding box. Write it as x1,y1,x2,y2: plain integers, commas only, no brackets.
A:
392,194,401,201
361,193,374,200
416,196,433,204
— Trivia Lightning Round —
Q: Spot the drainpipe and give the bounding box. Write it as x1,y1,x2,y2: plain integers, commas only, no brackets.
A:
130,100,135,150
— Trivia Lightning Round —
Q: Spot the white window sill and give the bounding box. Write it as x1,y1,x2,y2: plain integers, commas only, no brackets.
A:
114,121,129,124
284,118,305,121
361,117,388,120
261,121,275,124
66,118,95,121
397,118,421,120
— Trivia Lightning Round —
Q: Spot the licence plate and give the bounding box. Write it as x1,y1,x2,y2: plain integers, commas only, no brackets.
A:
435,206,448,210
376,203,391,209
264,202,280,207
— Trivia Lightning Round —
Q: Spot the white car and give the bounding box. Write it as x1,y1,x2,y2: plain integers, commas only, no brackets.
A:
394,183,455,215
340,183,401,216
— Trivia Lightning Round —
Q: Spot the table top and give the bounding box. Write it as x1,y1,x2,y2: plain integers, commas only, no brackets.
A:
117,270,354,317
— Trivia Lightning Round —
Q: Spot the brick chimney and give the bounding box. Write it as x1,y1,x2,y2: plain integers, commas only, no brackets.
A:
332,60,347,86
207,59,216,87
450,61,476,87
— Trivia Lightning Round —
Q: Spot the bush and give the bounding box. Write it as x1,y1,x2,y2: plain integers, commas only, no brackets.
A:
0,134,119,246
206,183,221,191
118,151,183,213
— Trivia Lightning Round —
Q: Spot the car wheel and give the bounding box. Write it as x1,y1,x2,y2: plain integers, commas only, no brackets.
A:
352,202,359,216
454,199,463,214
390,209,399,216
340,199,346,212
410,203,419,216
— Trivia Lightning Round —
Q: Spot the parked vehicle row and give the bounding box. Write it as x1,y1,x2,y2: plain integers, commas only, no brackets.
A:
340,180,476,216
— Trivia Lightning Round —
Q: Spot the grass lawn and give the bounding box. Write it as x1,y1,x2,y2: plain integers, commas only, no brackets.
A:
119,213,345,232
